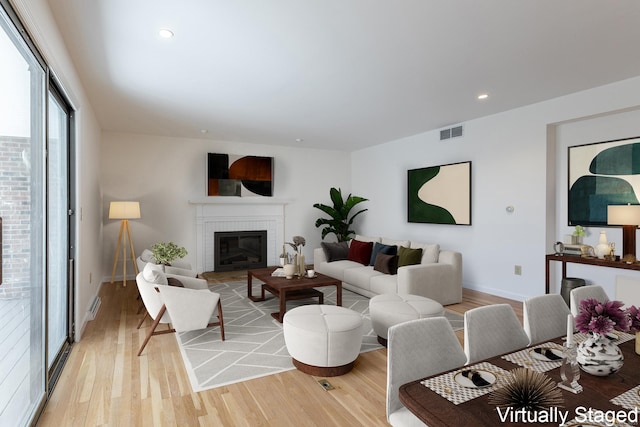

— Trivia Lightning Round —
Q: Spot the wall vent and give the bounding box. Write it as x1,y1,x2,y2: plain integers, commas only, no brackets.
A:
88,296,101,320
440,125,464,140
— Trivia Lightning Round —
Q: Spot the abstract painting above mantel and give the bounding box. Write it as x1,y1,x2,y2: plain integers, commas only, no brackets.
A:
207,153,273,197
568,137,640,226
407,161,471,225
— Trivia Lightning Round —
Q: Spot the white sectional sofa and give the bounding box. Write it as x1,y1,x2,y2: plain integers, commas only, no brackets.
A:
313,235,462,305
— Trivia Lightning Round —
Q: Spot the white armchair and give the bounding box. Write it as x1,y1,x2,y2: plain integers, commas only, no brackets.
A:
136,266,224,356
136,248,198,278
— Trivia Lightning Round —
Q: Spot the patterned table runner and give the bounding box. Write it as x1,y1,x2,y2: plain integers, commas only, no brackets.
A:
421,361,509,405
611,384,640,411
501,341,565,372
573,331,636,345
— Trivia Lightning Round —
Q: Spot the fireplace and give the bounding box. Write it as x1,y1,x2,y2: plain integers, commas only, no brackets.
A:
191,198,286,273
214,230,268,271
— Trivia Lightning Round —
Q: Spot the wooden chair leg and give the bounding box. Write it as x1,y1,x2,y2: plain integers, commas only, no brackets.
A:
137,305,166,356
217,300,225,341
137,312,148,329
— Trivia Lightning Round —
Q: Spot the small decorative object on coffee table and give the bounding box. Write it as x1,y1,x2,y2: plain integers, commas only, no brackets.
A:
286,235,306,278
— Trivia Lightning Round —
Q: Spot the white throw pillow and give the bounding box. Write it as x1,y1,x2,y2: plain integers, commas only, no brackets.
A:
354,235,381,244
381,237,410,248
142,262,168,286
409,242,440,264
140,248,157,264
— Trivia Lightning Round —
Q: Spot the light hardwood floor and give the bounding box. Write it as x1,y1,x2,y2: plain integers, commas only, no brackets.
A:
37,271,523,426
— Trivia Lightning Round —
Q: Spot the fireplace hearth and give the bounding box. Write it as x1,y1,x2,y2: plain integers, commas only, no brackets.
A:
214,230,267,272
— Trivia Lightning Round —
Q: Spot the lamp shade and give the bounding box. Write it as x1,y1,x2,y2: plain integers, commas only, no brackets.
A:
109,201,141,219
607,205,640,226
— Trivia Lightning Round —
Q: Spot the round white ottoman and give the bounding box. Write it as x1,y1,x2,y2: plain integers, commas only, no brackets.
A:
369,294,444,346
283,305,364,376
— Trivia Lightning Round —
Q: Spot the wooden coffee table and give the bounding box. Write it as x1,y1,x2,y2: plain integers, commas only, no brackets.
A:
247,267,342,322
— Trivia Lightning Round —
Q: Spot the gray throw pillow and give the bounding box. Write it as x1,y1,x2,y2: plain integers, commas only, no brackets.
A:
321,241,349,262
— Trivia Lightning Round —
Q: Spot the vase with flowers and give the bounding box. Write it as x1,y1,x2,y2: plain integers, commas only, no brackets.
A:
286,236,306,278
574,298,639,376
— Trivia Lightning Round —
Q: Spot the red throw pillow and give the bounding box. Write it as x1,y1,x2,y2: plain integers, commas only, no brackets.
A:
348,239,374,265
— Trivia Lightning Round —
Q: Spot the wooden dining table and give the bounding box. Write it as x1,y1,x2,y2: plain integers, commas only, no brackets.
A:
399,335,640,426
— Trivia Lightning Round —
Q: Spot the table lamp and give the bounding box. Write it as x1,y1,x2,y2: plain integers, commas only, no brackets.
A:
109,201,141,286
607,204,640,261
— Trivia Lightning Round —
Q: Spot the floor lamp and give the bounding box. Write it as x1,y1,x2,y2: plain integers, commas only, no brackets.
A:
109,201,141,287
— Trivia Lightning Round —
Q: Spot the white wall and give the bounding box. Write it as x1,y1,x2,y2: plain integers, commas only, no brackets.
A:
352,76,640,302
100,132,350,280
13,0,104,339
553,108,640,298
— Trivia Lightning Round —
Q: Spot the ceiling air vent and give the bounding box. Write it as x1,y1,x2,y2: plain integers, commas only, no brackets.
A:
440,125,464,141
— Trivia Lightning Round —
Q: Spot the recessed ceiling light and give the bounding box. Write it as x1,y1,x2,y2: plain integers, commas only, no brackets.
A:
159,28,174,39
200,129,208,134
477,93,489,100
295,138,304,142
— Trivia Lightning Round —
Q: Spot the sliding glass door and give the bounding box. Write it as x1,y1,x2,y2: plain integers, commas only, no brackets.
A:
0,4,46,425
47,89,73,379
0,2,75,425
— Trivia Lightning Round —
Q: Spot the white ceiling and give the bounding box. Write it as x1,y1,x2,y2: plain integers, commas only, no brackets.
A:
45,0,640,151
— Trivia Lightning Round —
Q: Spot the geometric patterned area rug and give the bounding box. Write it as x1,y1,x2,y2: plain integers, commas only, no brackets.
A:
175,280,463,392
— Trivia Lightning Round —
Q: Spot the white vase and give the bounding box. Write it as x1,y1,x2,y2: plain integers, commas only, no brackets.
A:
595,230,610,259
576,333,623,376
283,263,296,279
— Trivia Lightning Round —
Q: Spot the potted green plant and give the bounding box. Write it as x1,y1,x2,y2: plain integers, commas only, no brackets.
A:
572,225,585,244
313,187,368,242
151,241,188,265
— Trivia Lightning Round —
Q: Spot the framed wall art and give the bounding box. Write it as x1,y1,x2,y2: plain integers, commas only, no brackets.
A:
407,161,471,225
568,136,640,226
207,153,274,197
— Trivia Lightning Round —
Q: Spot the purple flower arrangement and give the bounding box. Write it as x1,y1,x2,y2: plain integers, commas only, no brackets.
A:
575,298,640,335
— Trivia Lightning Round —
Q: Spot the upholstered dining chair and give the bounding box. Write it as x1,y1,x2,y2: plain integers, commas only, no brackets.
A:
463,304,529,364
523,294,572,345
387,317,466,427
135,268,224,356
570,285,609,316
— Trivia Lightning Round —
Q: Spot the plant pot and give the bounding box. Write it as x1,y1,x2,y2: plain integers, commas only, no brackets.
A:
576,333,623,376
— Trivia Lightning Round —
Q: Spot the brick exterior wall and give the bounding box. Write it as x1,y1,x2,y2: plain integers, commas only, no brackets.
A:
0,135,32,298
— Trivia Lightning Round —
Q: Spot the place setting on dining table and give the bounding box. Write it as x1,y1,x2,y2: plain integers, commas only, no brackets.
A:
401,298,640,426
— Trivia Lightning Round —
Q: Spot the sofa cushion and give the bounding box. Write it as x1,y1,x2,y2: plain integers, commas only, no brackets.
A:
316,259,362,282
398,246,423,267
348,239,374,265
343,266,382,292
409,242,440,264
373,253,398,274
354,235,381,244
369,242,398,266
321,241,350,262
369,274,399,295
142,262,168,286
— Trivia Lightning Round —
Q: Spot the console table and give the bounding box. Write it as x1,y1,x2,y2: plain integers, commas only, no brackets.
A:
545,253,640,293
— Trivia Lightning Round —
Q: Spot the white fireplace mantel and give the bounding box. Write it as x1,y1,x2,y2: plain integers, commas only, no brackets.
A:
189,198,290,272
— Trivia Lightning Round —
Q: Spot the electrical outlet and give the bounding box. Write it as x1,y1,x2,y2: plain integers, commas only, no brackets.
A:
318,379,334,391
514,265,522,275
